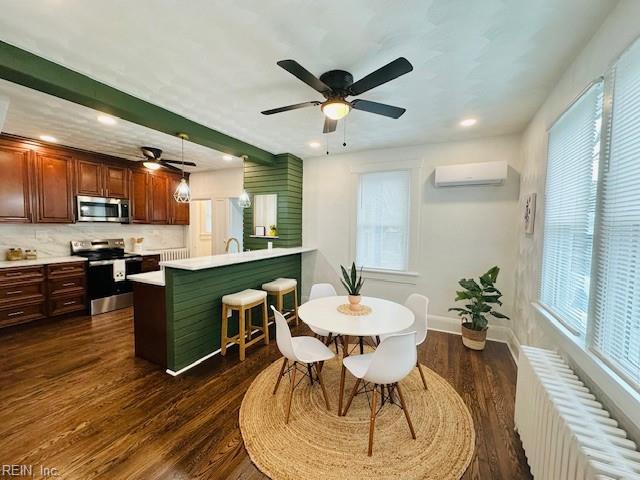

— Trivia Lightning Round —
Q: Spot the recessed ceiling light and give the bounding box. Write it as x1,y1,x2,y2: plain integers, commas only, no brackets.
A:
459,118,477,127
39,135,57,143
223,154,233,161
97,114,117,125
308,141,321,149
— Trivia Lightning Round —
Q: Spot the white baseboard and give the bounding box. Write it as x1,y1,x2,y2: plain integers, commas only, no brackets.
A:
428,314,520,365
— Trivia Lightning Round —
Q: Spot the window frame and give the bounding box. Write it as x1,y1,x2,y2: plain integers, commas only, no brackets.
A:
537,37,640,395
349,159,422,279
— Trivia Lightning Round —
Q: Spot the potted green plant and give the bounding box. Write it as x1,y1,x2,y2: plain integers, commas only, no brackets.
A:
448,266,509,350
268,224,278,237
340,262,364,311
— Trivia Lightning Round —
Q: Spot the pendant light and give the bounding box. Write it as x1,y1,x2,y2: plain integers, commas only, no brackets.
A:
238,155,251,208
173,133,191,203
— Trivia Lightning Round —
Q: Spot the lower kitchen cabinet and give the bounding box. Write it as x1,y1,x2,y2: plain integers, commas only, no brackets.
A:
0,262,87,328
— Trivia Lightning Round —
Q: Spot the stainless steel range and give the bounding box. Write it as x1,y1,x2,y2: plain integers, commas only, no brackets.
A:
71,239,142,315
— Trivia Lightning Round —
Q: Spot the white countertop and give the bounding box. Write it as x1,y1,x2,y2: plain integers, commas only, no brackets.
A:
0,256,88,268
125,250,162,256
128,270,165,287
161,247,315,271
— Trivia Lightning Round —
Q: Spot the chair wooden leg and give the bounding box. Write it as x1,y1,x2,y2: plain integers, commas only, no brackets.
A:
416,361,428,390
368,384,378,456
262,300,269,345
359,336,364,354
246,307,252,341
238,307,246,362
293,286,299,326
315,363,331,411
334,336,340,354
325,332,333,346
395,382,416,439
306,363,314,385
220,304,228,356
273,357,288,395
285,361,297,424
342,377,361,416
277,292,284,324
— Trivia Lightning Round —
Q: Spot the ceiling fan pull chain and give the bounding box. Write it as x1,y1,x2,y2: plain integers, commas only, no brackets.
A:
326,135,330,156
343,117,347,147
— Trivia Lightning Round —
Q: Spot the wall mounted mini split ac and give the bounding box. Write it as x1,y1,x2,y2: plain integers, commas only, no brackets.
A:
434,161,508,187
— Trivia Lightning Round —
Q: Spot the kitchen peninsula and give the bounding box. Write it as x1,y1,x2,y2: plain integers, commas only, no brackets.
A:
128,247,314,374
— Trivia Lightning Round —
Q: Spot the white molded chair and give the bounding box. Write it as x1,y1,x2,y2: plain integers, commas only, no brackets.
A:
308,283,340,352
271,306,334,424
342,331,417,456
376,293,429,390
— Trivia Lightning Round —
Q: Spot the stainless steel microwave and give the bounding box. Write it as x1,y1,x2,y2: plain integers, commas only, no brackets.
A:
76,196,130,223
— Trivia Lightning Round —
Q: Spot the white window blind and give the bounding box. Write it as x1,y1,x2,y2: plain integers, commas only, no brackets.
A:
589,40,640,387
356,170,410,271
540,81,603,335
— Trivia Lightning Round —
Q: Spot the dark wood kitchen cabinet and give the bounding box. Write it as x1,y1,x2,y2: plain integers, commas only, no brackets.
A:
34,151,75,223
169,175,190,225
76,160,129,199
104,165,129,198
131,170,151,223
150,174,170,224
0,144,32,223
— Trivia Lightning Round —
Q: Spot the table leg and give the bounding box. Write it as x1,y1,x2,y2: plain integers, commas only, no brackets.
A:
338,334,349,416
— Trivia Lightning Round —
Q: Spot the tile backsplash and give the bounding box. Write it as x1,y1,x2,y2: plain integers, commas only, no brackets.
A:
0,224,186,258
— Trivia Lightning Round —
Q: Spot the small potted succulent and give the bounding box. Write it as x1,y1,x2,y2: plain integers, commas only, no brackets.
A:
340,262,364,311
268,224,278,237
448,266,509,350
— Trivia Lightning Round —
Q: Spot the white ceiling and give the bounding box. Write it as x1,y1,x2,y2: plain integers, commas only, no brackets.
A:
0,0,617,159
0,80,240,172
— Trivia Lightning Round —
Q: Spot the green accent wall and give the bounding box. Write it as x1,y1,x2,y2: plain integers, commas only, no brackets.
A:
243,153,303,250
164,254,301,372
0,41,275,165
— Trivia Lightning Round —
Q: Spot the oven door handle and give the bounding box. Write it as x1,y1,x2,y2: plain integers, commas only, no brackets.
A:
88,258,142,267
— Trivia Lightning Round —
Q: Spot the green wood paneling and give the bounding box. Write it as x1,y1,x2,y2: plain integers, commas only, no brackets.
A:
165,254,301,371
0,41,275,165
243,153,303,250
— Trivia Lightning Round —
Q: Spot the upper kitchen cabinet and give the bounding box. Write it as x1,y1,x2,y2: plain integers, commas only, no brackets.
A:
0,143,32,223
168,175,190,225
34,151,75,223
150,174,170,224
76,160,129,199
131,170,151,223
104,165,129,198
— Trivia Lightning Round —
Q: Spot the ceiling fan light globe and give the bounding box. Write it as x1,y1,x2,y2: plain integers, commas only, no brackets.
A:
143,161,162,170
322,100,350,120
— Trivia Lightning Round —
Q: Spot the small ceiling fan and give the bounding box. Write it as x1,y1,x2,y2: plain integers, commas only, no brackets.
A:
261,57,413,133
139,146,197,171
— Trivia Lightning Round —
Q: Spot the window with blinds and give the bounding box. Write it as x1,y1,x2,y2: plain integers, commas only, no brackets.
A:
589,39,640,387
540,81,603,335
356,170,410,271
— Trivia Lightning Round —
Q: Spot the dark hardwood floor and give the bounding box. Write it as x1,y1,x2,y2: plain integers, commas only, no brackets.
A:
0,308,532,479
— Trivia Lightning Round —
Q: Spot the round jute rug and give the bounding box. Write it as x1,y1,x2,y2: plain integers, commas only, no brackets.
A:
239,352,475,480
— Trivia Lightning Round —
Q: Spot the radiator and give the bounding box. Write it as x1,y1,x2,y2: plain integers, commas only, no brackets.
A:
515,346,640,479
158,247,190,263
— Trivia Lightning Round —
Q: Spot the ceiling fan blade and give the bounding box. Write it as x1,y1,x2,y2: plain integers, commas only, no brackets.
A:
261,101,320,115
350,99,406,119
323,117,337,134
348,57,413,96
158,162,183,172
277,60,332,96
161,159,197,167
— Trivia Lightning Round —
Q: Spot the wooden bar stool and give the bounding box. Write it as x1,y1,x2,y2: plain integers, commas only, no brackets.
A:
220,289,269,361
262,278,298,326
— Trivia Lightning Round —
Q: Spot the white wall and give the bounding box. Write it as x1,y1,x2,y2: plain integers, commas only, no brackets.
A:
0,223,186,257
302,134,522,330
514,0,640,439
189,168,243,199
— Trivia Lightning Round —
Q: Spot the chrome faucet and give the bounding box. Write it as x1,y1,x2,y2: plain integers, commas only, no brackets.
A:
224,237,240,253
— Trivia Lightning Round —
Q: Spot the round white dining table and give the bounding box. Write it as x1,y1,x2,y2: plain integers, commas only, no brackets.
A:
298,295,414,337
298,295,415,415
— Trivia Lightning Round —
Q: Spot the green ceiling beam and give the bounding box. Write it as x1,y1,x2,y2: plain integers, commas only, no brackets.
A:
0,41,276,165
